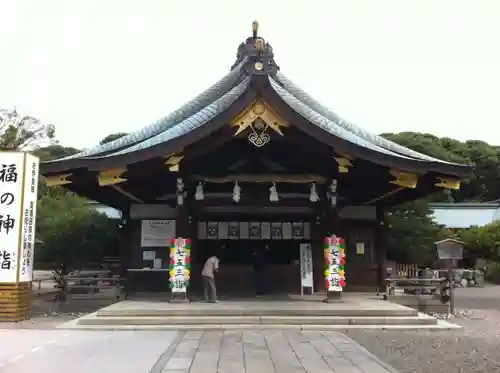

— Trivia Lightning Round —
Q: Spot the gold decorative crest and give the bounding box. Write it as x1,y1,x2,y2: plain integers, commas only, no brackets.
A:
232,100,289,147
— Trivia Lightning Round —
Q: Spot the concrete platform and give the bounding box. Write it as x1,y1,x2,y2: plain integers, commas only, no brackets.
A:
57,295,462,330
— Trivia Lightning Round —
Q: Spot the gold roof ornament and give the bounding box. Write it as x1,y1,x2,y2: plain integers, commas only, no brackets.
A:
252,21,259,38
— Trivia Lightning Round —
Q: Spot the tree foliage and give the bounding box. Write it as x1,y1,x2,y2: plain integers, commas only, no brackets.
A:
382,132,500,264
35,193,120,272
0,108,55,150
100,132,128,145
386,200,452,265
459,222,500,261
382,132,500,202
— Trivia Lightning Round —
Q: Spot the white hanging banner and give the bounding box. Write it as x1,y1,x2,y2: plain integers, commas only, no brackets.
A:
141,220,175,247
0,152,39,283
300,243,314,291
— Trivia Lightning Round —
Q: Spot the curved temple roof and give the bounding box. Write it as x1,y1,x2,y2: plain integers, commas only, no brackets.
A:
42,23,472,178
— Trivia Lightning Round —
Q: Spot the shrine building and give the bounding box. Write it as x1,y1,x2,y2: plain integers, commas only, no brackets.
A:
40,22,473,296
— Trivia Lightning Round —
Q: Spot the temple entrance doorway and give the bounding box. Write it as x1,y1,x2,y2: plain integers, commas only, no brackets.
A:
194,219,312,296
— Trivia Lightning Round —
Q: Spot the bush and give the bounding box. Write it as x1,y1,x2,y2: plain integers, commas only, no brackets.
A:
485,261,500,284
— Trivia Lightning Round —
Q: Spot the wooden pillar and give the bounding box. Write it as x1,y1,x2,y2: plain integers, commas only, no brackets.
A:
311,214,324,293
323,179,342,301
120,206,133,297
375,205,388,293
175,177,189,238
174,177,194,299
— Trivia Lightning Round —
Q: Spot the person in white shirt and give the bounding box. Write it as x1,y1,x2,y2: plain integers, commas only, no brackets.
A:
201,254,219,303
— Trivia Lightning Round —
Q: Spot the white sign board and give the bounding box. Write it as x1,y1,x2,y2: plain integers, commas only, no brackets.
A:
0,152,39,283
142,250,155,260
141,220,175,247
300,243,314,290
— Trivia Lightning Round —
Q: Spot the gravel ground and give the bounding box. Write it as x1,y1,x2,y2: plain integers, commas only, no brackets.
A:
5,282,500,373
346,285,500,373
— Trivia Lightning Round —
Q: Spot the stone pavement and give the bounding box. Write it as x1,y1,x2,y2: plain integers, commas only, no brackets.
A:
157,330,398,373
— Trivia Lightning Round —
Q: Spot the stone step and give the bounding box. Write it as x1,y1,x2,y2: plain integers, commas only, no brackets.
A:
78,314,437,326
60,322,462,331
96,308,418,318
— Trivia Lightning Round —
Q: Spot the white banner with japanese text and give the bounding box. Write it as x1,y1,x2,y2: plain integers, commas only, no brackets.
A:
0,152,39,283
300,243,314,289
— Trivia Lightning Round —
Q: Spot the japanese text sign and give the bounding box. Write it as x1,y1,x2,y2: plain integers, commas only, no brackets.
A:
169,238,191,293
324,235,346,292
0,152,39,283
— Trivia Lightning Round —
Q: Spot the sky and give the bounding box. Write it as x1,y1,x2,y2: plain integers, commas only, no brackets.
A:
0,0,499,150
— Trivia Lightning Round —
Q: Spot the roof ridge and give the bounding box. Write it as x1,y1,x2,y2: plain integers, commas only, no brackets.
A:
274,71,469,167
47,57,249,164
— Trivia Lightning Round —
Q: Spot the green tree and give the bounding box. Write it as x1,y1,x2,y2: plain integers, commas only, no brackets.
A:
382,132,500,202
35,193,120,273
34,145,79,161
100,132,128,145
459,222,500,261
33,145,81,198
386,200,452,265
0,108,55,150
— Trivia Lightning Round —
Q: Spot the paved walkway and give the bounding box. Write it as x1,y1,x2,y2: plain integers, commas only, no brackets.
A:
0,329,397,373
158,330,398,373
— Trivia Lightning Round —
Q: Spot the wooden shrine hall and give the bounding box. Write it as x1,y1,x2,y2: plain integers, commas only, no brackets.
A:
40,22,473,297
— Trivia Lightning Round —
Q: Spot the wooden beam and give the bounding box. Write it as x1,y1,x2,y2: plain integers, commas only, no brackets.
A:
45,173,72,187
435,176,460,190
362,186,405,205
389,169,420,188
164,155,184,172
111,185,144,203
98,169,127,186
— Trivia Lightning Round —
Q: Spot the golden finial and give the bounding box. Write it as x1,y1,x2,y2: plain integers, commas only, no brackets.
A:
252,21,259,38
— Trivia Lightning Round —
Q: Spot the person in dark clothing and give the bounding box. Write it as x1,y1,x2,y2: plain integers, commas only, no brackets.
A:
251,245,267,295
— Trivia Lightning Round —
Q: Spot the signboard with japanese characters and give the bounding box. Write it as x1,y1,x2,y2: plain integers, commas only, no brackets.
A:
141,220,175,247
300,243,314,291
0,152,40,283
168,238,191,293
324,235,346,292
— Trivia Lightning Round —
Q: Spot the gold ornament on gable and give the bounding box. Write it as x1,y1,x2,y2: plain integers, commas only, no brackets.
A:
231,100,289,148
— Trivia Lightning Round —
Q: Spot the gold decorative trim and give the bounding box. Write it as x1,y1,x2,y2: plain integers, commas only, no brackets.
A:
45,173,72,187
232,100,289,147
435,176,460,190
195,174,327,184
389,169,419,188
98,169,127,186
165,155,184,172
111,185,143,203
333,157,353,173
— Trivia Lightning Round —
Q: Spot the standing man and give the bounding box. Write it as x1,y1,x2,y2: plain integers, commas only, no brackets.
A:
202,253,220,303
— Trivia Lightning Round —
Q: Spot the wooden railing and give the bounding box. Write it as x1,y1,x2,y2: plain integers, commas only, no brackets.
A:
395,264,419,277
32,271,125,301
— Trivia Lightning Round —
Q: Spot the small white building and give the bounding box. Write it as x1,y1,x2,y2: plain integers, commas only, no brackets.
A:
430,202,500,228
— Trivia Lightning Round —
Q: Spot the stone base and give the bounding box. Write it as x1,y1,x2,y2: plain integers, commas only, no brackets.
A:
324,291,342,302
169,299,191,304
0,282,31,322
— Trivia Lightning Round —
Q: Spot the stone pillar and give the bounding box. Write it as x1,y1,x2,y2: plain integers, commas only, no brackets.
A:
375,206,388,293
